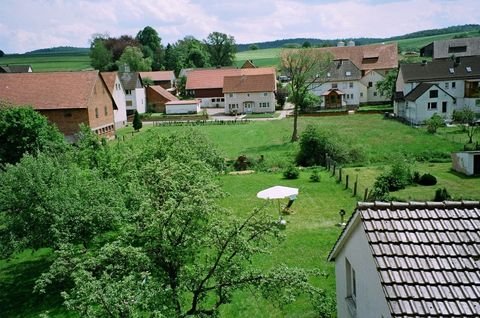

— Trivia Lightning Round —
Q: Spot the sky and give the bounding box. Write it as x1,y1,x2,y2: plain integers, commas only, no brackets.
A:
1,0,479,54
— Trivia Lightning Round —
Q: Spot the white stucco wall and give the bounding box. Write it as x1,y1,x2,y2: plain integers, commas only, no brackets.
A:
334,222,391,318
112,77,127,128
166,102,200,114
360,71,388,103
408,86,454,124
200,96,225,108
134,87,146,114
224,92,275,114
311,81,363,107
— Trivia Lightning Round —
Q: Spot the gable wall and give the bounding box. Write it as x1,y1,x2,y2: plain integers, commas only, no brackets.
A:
86,77,116,138
335,223,391,318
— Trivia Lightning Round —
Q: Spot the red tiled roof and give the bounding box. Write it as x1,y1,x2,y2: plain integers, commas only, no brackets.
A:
316,43,398,71
223,73,276,93
139,71,175,82
0,71,101,110
148,85,178,102
186,67,275,90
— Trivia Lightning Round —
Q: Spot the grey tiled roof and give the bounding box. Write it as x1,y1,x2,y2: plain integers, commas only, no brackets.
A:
404,83,455,102
325,59,361,82
400,56,480,82
358,201,480,317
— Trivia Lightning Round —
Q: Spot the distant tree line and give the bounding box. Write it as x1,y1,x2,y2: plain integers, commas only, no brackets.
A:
90,27,236,74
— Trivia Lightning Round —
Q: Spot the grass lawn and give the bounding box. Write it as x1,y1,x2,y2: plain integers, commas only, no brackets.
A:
245,112,281,119
217,170,357,317
0,53,91,72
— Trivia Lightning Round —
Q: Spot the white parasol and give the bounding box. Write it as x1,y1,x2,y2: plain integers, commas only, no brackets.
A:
256,186,299,200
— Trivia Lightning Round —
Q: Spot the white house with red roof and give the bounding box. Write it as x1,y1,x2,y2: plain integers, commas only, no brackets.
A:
101,72,128,128
223,73,277,114
185,67,276,109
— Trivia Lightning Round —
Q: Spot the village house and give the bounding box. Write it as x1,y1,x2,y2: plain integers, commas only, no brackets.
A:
328,201,480,318
118,68,146,115
311,42,398,107
223,73,276,114
185,67,276,109
100,72,127,128
145,85,178,113
139,71,176,90
394,56,480,124
0,71,117,140
420,37,480,60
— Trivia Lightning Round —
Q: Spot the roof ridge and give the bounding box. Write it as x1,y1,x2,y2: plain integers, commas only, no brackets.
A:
357,201,480,210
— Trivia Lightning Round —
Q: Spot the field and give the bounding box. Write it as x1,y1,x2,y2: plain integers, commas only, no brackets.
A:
0,53,91,72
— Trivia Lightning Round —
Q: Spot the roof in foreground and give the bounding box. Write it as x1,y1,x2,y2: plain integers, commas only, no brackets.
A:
0,71,101,110
399,56,480,82
186,67,276,90
329,201,480,318
148,85,178,102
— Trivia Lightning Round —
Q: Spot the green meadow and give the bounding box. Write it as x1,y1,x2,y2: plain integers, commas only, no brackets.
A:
0,53,91,72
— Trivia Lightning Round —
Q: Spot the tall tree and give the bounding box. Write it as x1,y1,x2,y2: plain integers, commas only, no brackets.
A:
0,49,5,57
89,37,114,71
136,26,164,70
117,46,152,71
205,32,236,67
452,107,478,143
104,35,140,61
280,48,332,141
0,103,66,166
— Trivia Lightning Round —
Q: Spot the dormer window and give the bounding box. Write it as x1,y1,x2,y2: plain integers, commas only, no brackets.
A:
466,66,472,73
345,71,351,76
449,68,454,74
327,72,331,77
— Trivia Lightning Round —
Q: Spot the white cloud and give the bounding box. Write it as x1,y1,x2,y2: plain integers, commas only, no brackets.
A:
0,0,478,53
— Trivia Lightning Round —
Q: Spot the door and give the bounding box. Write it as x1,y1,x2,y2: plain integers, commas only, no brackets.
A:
244,102,253,113
474,154,480,175
442,101,447,113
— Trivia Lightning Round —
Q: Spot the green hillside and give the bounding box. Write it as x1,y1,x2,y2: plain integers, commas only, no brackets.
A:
0,52,91,72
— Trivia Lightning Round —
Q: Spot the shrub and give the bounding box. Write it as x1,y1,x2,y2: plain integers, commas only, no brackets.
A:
412,171,420,183
417,173,437,186
283,165,300,179
133,110,143,131
434,188,451,201
309,169,321,182
296,125,365,167
233,155,250,171
425,113,444,134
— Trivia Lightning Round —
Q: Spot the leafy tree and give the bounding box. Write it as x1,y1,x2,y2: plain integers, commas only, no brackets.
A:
0,49,4,57
177,76,188,99
376,69,398,102
276,85,288,108
117,46,152,71
425,113,444,134
164,43,179,72
133,110,142,131
302,41,312,48
0,153,126,256
452,107,478,143
249,44,259,50
104,35,141,62
205,32,236,66
136,26,164,70
0,104,66,166
280,48,332,141
89,37,114,71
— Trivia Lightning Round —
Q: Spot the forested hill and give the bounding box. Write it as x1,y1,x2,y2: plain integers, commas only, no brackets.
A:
24,46,90,55
236,24,480,51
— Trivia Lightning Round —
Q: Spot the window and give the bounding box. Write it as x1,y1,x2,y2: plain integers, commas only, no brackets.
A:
327,72,331,77
448,45,467,54
211,98,215,102
221,98,224,102
360,92,363,97
332,83,338,89
368,81,373,88
346,258,357,312
373,92,377,96
428,102,437,109
264,92,268,96
452,82,456,89
95,108,99,118
429,90,438,98
64,111,72,118
346,71,351,77
445,82,449,89
126,100,133,106
466,66,472,73
449,68,454,74
125,89,132,95
229,93,233,97
349,82,353,88
442,101,447,113
104,106,108,116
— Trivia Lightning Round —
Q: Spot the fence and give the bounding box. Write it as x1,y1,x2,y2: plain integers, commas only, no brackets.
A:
325,154,370,201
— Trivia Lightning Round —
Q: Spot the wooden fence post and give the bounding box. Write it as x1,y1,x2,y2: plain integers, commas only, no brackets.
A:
364,188,369,201
353,179,358,196
345,175,349,189
339,168,342,182
332,164,336,177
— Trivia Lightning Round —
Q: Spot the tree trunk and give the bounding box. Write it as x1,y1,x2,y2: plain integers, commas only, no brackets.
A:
291,104,299,142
